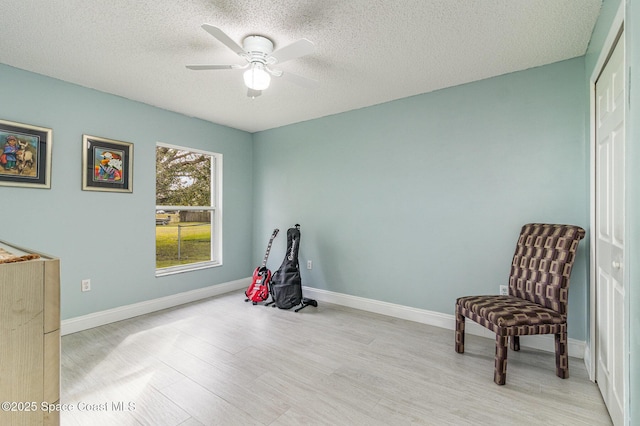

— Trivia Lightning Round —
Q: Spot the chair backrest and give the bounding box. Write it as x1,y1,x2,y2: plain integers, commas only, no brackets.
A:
508,223,586,315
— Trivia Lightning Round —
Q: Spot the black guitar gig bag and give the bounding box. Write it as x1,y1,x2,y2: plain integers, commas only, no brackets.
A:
269,224,317,312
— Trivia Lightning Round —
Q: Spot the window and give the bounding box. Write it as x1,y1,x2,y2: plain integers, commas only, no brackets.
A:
155,143,222,275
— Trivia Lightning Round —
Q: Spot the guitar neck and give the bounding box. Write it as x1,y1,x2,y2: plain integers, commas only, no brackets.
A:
261,229,279,267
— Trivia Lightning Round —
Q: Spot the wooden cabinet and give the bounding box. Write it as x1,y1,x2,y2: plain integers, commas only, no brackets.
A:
0,241,60,426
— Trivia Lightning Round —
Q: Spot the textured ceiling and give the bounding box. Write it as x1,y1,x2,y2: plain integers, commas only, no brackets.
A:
0,0,601,133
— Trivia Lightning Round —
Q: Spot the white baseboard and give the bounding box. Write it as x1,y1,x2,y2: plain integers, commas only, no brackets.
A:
61,277,250,336
302,286,586,359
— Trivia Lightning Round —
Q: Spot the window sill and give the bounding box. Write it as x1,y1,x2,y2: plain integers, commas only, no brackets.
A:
155,261,222,277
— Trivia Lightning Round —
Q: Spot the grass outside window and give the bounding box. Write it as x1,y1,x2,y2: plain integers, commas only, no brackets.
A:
155,221,211,269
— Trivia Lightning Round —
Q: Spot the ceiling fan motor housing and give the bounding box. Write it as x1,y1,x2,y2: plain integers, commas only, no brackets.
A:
242,35,274,64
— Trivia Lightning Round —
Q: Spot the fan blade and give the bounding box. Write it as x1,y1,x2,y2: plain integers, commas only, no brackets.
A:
201,24,246,56
270,39,315,64
186,64,240,70
247,88,262,98
278,71,318,89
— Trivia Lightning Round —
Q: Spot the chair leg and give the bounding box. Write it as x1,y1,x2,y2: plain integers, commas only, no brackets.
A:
455,313,465,353
494,334,508,385
510,336,520,351
555,332,569,379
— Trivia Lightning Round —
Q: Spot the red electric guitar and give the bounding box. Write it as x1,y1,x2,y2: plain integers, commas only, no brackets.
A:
245,228,279,304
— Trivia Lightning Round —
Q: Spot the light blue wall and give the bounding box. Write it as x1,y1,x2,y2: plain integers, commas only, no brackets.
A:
0,48,595,343
0,64,254,319
253,57,589,340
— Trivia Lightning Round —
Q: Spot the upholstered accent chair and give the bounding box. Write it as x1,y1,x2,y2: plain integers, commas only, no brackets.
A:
455,223,586,385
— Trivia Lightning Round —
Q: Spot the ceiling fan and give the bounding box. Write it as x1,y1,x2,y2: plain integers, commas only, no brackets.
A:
186,25,318,98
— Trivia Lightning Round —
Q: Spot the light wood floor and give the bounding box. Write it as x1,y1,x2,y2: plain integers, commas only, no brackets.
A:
60,290,612,425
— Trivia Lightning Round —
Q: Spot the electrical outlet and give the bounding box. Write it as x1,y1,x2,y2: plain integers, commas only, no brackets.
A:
307,260,313,270
499,285,508,296
81,279,91,292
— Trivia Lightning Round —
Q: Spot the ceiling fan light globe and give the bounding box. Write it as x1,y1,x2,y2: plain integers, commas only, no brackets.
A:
243,64,271,91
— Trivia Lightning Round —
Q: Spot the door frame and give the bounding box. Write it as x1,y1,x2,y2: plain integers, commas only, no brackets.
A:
588,0,627,422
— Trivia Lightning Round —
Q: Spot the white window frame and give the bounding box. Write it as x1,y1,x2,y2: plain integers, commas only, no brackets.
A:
155,142,222,277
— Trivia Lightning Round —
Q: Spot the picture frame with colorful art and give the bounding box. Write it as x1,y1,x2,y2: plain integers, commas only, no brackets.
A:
82,134,133,193
0,119,52,189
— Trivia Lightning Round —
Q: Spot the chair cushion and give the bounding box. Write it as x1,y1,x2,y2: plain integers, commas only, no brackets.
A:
456,295,565,328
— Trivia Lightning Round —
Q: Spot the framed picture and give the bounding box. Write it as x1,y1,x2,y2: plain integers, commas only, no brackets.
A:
82,134,133,193
0,119,52,189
